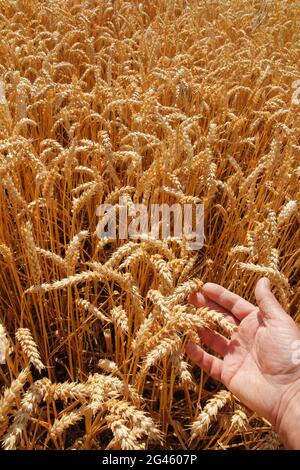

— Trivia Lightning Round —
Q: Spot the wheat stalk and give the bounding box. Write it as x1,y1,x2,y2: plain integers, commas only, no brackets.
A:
0,0,298,451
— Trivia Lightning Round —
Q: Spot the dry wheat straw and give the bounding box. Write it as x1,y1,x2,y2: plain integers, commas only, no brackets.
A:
0,367,30,432
0,323,9,365
111,306,129,333
49,406,86,440
76,298,110,323
2,378,51,450
0,0,299,451
278,200,298,227
15,328,45,373
0,244,13,264
230,406,249,433
25,271,101,294
191,391,232,440
20,222,42,283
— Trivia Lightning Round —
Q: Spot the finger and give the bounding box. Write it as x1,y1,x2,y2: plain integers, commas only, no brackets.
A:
202,282,257,320
188,292,238,325
186,342,223,382
198,327,230,357
255,277,287,320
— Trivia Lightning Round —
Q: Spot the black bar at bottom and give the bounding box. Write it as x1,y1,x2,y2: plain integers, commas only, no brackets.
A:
0,449,299,467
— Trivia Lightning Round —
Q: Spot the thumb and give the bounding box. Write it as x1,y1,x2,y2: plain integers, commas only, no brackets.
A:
255,277,287,320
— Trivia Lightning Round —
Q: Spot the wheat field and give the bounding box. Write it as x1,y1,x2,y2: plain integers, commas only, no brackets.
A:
0,0,299,450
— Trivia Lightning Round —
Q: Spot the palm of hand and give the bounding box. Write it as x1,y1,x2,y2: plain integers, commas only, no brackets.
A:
187,278,300,425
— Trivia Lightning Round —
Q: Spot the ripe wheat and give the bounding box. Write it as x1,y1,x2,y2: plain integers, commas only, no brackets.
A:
0,0,299,451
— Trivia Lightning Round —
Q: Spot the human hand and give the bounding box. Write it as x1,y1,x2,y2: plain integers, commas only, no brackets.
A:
186,277,300,449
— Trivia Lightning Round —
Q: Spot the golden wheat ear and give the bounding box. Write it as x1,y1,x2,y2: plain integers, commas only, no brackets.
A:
0,0,298,451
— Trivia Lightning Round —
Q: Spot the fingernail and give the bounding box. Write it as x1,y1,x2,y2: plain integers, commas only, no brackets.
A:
263,277,270,288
